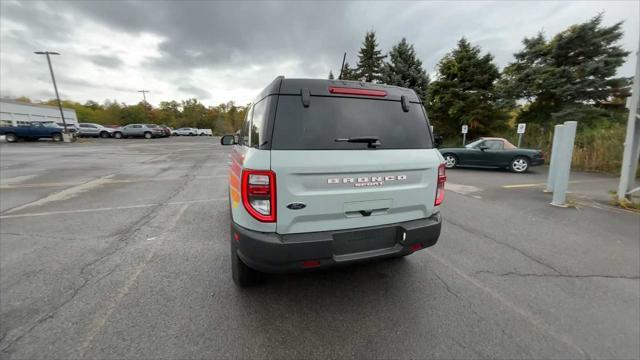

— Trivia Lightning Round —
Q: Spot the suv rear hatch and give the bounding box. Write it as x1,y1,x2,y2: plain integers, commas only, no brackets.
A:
270,86,441,234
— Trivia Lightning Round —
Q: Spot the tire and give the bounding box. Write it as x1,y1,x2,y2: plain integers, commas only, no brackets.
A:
113,132,123,139
144,132,152,139
443,154,457,169
99,131,110,138
230,238,263,287
190,133,195,136
510,157,530,173
5,133,17,143
51,133,62,142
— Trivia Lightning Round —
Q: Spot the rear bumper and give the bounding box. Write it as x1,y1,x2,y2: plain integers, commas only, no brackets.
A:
232,213,442,273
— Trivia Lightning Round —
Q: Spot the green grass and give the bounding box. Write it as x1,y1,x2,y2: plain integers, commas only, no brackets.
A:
503,122,635,175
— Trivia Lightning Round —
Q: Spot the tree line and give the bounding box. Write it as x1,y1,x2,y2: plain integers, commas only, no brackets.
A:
8,97,247,135
333,14,631,140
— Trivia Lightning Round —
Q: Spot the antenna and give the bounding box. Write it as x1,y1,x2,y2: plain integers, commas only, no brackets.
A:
338,52,346,80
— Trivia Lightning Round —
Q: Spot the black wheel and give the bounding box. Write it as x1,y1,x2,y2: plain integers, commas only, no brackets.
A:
5,133,17,143
99,131,110,138
52,133,62,142
510,157,530,173
443,154,457,169
230,239,262,287
113,132,123,139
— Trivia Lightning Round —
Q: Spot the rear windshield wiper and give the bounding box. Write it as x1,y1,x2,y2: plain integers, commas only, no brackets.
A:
334,136,381,148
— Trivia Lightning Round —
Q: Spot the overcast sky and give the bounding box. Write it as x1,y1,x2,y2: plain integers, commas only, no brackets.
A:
1,0,638,107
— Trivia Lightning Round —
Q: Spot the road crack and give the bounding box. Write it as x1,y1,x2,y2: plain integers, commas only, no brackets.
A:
0,153,209,354
444,218,564,275
0,266,118,354
473,270,640,280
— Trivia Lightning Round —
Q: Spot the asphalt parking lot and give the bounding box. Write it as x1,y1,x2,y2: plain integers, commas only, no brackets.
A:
1,137,638,359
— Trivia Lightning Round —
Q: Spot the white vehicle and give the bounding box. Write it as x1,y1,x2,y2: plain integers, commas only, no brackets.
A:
173,127,198,136
198,128,213,136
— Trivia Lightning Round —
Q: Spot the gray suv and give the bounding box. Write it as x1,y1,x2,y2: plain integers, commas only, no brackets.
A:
113,124,164,139
221,77,445,286
78,123,114,138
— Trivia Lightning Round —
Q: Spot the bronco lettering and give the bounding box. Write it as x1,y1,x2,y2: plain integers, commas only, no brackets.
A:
327,175,407,186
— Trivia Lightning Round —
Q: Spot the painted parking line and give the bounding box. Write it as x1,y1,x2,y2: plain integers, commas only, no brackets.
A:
445,182,482,195
0,198,227,219
0,175,228,189
502,183,548,189
502,179,611,189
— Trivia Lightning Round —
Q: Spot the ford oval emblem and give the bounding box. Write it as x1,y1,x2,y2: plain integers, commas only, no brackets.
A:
286,202,306,210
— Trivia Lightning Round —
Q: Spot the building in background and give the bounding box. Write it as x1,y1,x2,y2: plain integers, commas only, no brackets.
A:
0,99,78,127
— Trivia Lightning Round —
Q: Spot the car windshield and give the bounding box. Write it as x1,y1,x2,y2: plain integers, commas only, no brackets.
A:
465,139,484,148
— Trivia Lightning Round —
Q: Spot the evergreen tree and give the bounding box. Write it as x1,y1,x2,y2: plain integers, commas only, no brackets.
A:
340,62,359,81
328,70,335,80
500,14,630,125
381,38,430,99
356,31,385,83
427,38,508,139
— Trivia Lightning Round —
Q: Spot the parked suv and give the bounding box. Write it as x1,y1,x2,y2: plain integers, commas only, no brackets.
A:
221,77,445,286
112,124,164,139
78,123,114,138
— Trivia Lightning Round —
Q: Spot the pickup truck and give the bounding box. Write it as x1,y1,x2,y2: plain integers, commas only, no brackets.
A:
0,122,65,142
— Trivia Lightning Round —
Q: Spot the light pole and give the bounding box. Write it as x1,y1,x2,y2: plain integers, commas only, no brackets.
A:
138,90,150,103
34,51,68,135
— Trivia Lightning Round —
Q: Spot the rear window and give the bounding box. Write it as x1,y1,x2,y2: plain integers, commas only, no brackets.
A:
271,96,432,150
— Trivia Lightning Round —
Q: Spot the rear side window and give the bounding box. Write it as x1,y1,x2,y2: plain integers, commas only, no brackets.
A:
271,96,432,150
250,99,268,148
239,106,252,146
484,140,503,150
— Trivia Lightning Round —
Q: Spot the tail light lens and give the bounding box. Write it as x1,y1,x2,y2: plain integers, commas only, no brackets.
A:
328,86,388,97
241,169,276,222
434,163,446,206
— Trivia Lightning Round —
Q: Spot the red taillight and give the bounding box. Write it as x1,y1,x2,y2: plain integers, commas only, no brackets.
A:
241,169,276,222
328,86,387,97
410,243,423,252
434,163,446,206
302,260,321,268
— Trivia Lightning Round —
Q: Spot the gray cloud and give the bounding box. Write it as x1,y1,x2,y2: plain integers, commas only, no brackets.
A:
88,55,124,69
68,1,355,70
1,0,638,106
178,84,212,100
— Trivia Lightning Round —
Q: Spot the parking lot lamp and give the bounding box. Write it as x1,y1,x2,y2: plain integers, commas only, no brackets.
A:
34,51,68,135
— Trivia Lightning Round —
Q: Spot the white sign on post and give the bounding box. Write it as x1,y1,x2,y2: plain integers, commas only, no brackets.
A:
461,125,468,134
517,123,526,134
